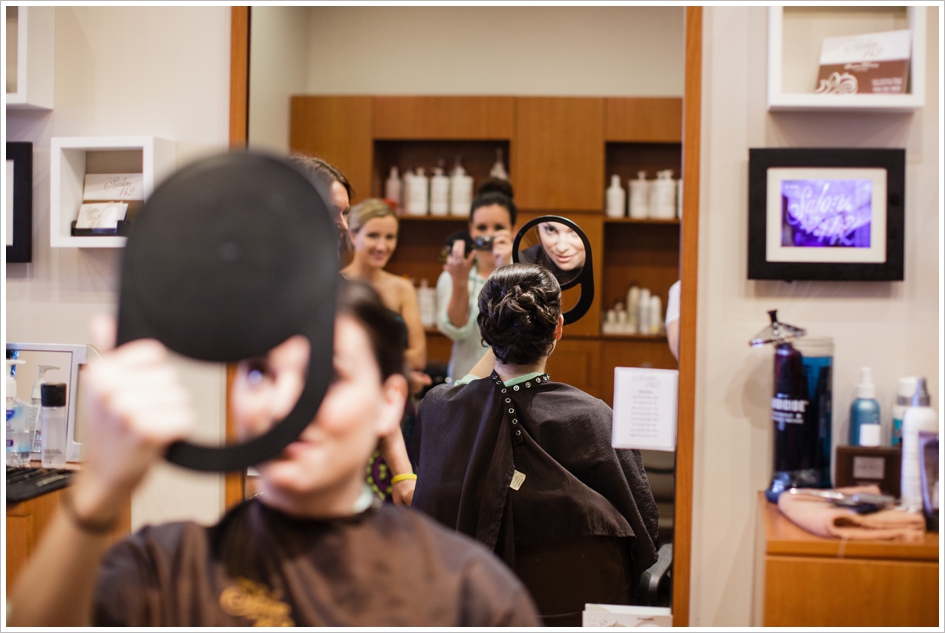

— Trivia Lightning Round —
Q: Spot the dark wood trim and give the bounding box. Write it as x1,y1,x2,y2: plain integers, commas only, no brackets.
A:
673,5,702,627
225,6,250,508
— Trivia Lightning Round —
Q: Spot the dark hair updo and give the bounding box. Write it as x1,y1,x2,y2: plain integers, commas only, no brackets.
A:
477,264,561,366
470,191,517,227
336,278,407,381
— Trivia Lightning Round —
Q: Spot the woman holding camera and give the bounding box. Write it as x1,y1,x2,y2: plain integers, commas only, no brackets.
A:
436,191,516,380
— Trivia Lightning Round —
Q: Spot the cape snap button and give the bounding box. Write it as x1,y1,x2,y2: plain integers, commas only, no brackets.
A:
513,385,520,391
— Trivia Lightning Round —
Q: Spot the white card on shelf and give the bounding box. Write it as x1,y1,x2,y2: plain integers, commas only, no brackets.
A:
582,603,672,627
83,173,145,201
75,202,128,229
612,367,678,452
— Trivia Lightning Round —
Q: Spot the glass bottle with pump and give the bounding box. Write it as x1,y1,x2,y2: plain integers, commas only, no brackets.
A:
41,382,68,469
28,364,60,460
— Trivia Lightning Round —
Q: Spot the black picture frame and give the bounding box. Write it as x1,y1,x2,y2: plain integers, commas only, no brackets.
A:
6,142,33,263
748,147,905,281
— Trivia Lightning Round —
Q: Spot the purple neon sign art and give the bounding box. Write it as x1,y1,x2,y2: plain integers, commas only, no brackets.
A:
780,179,872,248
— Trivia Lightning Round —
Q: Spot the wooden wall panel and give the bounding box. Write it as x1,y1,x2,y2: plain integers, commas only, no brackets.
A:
545,338,602,399
374,96,514,140
605,98,683,143
512,97,604,212
290,96,374,204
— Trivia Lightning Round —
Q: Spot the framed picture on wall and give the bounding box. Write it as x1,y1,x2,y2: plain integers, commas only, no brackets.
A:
748,148,905,281
6,141,33,263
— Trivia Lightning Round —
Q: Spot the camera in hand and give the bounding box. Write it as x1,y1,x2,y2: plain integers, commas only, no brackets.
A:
439,232,495,263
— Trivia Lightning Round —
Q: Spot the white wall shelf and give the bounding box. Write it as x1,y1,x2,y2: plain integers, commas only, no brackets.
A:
768,6,926,112
5,6,55,110
50,137,176,248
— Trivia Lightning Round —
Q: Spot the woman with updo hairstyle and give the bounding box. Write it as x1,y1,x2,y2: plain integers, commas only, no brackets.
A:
410,263,660,627
341,198,428,505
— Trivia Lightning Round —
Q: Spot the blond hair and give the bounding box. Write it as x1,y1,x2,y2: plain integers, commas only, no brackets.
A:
348,198,398,234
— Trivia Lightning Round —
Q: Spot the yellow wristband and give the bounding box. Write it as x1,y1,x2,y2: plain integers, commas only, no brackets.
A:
391,473,418,484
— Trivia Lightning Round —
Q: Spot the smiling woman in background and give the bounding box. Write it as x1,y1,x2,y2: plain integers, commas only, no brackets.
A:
341,198,428,504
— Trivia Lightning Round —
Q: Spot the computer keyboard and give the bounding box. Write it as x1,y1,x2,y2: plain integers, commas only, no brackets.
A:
6,466,75,504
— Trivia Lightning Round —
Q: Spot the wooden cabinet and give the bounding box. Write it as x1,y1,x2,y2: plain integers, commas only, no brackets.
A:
290,95,681,404
753,491,939,627
512,97,604,212
290,96,374,204
5,483,132,595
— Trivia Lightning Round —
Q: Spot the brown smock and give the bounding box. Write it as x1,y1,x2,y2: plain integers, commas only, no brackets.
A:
92,498,541,627
409,372,660,622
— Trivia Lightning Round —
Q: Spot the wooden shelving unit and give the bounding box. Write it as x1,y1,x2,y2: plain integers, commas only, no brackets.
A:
291,95,681,404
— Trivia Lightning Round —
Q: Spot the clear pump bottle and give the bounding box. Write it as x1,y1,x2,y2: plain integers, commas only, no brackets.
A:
41,382,68,469
29,364,59,460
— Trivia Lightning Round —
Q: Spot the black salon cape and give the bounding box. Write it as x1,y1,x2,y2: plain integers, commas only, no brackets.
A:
409,372,660,582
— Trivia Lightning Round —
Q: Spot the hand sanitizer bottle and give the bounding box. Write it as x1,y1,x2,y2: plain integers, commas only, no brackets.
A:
29,364,60,460
5,359,31,467
900,378,938,511
849,367,880,446
605,175,626,218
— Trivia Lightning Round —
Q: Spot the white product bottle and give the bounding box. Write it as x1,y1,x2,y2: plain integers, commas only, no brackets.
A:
401,168,415,215
407,167,429,216
417,279,437,328
29,364,60,460
891,376,919,447
648,295,663,334
638,288,651,334
900,378,938,511
450,158,474,217
490,148,509,180
6,359,30,466
384,166,402,213
605,175,626,218
628,171,650,219
41,382,68,469
430,166,450,216
626,286,641,334
676,179,683,219
649,170,677,220
603,309,617,335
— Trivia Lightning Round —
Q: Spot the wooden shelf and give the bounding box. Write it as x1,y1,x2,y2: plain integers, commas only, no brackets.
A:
602,333,668,342
767,6,927,112
604,217,680,225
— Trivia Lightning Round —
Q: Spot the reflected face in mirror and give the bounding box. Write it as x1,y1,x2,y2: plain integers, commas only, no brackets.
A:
349,215,399,270
330,181,351,234
537,222,586,272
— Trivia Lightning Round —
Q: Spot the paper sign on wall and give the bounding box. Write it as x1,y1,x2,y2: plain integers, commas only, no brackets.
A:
83,173,145,201
612,367,678,452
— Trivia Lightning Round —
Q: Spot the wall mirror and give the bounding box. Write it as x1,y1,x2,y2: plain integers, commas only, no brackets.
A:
235,5,702,623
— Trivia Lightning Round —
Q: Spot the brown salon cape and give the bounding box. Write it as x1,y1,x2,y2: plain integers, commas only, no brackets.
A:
92,499,540,627
410,372,660,589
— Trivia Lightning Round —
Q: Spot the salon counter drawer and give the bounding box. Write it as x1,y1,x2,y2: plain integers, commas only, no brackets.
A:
752,491,939,627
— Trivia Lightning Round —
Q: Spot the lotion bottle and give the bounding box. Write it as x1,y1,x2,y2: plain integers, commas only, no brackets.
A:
407,167,429,216
384,166,402,213
41,382,68,469
648,295,663,334
430,165,450,216
650,170,677,219
450,157,474,217
417,279,437,328
28,364,59,460
849,367,881,446
900,378,938,511
605,175,626,218
628,171,650,219
401,168,415,215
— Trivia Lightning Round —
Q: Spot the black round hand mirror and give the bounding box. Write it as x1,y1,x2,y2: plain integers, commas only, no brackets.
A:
512,216,594,324
116,152,338,472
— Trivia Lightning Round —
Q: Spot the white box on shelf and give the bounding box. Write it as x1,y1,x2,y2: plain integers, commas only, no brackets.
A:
5,6,55,110
768,6,926,112
50,137,176,248
582,604,672,627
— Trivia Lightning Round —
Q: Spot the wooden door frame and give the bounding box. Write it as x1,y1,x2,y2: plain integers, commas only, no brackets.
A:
226,5,704,624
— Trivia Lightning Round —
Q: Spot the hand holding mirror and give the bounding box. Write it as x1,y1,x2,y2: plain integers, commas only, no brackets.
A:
512,216,594,324
116,152,338,472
